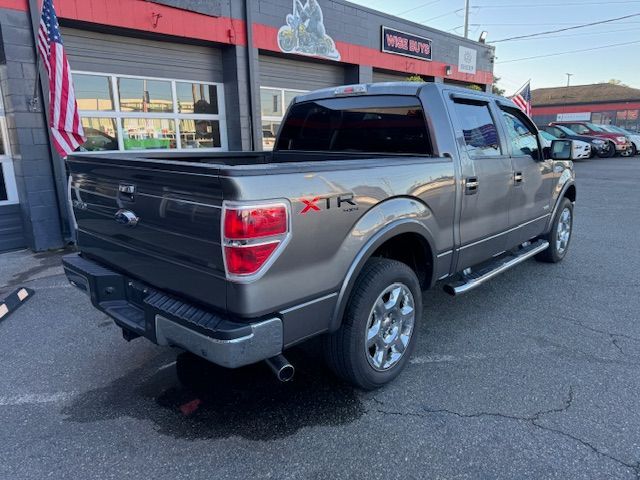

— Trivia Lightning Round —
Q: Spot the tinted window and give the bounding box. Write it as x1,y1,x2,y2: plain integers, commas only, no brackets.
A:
277,96,431,154
176,82,218,114
74,74,114,111
118,78,174,113
453,100,500,157
501,108,541,160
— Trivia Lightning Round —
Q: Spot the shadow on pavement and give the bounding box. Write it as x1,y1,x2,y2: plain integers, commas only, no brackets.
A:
61,344,364,441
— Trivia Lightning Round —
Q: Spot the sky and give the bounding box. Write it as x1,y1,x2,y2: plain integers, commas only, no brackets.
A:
348,0,640,95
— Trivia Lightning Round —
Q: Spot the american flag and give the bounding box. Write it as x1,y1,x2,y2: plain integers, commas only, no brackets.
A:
37,0,85,157
511,81,532,117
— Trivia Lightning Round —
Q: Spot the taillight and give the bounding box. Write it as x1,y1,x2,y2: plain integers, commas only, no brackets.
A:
222,203,289,279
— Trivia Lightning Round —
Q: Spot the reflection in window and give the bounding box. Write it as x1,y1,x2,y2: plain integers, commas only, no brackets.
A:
176,82,218,114
262,121,281,151
261,88,282,117
122,118,176,150
453,101,500,156
79,118,118,152
179,119,221,148
74,74,114,111
501,109,540,160
118,78,174,113
0,166,7,201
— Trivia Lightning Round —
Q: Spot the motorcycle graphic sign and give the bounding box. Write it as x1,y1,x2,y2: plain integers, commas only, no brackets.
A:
277,0,341,61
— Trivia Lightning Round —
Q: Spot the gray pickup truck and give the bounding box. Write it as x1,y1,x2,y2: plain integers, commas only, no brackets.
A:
63,83,577,389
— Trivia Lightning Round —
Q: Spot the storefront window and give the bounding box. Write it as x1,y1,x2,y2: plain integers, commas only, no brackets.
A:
179,119,221,148
72,73,226,152
79,118,118,152
260,87,307,150
122,118,176,150
0,111,18,205
74,74,114,111
176,82,218,114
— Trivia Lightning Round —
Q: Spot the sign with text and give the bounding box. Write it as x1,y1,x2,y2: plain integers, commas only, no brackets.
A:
557,112,591,121
458,46,477,75
381,27,432,62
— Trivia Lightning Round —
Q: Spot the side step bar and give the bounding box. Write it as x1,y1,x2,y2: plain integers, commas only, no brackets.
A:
444,240,549,296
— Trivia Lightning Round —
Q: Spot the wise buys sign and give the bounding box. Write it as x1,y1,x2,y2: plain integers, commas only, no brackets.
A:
382,27,432,61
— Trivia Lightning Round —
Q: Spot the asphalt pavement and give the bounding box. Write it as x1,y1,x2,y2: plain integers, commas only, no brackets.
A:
1,157,640,479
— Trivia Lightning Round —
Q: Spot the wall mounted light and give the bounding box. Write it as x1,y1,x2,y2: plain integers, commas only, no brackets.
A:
478,31,488,44
445,65,452,76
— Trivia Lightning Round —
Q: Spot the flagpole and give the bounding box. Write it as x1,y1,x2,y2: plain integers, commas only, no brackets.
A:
511,79,531,97
26,0,74,243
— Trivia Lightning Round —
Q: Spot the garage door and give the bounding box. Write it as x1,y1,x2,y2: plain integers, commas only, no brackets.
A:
62,28,227,153
259,54,345,149
373,69,410,83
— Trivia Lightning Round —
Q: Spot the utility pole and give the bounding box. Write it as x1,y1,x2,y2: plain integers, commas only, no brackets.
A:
566,73,574,87
463,0,470,38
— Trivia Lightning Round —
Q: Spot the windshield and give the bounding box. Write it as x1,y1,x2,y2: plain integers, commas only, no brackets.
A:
540,131,556,141
556,125,575,136
586,123,605,132
276,95,431,154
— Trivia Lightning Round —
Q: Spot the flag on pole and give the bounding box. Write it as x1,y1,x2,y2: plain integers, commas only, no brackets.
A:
511,81,532,117
36,0,85,157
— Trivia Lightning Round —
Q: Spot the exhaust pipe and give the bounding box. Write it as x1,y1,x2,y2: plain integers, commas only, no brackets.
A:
265,354,295,382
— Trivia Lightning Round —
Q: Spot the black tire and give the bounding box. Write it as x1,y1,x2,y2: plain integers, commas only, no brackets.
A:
631,144,638,156
536,197,573,263
597,141,616,158
324,258,422,390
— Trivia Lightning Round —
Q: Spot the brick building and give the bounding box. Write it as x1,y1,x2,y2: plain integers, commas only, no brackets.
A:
0,0,495,252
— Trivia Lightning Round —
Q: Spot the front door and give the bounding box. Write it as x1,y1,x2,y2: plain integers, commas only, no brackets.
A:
449,96,513,270
499,106,554,247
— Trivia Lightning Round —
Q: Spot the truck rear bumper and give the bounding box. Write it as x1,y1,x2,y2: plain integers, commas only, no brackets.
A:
62,253,283,368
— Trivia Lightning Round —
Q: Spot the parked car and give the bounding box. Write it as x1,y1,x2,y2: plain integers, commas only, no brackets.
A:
63,83,578,389
598,125,639,156
551,121,631,157
539,124,608,158
540,130,591,159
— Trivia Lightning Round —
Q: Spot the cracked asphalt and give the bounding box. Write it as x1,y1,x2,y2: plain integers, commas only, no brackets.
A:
1,157,640,479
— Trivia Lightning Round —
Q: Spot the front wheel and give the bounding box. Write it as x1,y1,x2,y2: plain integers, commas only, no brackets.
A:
536,197,574,263
597,142,616,158
324,258,422,390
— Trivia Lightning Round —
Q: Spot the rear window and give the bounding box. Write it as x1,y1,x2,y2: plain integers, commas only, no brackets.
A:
276,96,431,155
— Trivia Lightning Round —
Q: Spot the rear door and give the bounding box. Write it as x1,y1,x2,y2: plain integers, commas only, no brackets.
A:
447,94,513,270
498,106,554,247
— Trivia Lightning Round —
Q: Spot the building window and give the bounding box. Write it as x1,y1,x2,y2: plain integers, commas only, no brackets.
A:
0,111,19,205
73,72,227,152
260,86,307,150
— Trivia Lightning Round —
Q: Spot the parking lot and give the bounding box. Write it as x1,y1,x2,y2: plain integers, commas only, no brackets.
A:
1,157,639,479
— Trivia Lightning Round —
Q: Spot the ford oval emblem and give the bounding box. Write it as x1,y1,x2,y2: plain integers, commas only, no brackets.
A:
115,209,140,227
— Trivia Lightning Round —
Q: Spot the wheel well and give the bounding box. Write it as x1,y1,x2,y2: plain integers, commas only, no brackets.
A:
565,184,576,203
371,233,433,288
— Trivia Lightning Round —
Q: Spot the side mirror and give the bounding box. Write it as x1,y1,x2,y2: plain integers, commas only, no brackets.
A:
550,139,574,160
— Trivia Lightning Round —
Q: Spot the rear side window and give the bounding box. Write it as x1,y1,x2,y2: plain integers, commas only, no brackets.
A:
276,96,431,155
452,100,501,157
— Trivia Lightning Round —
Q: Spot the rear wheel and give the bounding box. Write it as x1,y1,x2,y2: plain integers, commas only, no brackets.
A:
536,197,573,263
324,258,422,390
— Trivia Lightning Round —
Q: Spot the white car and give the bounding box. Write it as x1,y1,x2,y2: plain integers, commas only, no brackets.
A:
600,125,639,156
540,130,591,160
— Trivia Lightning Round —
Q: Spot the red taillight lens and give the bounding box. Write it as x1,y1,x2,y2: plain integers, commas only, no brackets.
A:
224,206,287,240
224,242,279,275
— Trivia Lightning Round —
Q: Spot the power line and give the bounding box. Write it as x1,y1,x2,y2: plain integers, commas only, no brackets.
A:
421,8,463,23
495,26,640,42
395,0,441,16
475,0,640,6
496,39,640,63
488,12,640,43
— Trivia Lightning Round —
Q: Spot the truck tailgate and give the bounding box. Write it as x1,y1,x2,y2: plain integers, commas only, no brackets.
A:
67,156,228,311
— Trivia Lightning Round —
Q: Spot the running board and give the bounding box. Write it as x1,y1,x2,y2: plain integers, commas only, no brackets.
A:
444,240,549,296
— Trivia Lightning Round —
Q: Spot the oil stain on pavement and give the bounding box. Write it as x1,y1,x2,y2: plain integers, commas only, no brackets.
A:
60,345,364,441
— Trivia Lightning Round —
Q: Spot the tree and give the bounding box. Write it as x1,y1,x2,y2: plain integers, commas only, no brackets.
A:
405,75,424,82
606,79,627,86
492,76,506,96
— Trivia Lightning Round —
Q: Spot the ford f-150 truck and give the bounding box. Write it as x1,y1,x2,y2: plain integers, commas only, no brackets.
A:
63,83,577,389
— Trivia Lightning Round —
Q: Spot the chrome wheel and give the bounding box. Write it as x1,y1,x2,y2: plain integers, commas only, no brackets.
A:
365,283,415,371
556,207,572,255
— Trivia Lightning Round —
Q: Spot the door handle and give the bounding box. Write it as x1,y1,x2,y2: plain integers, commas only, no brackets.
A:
514,172,523,184
465,177,479,195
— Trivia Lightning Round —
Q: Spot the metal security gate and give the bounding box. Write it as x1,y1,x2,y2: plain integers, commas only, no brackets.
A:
62,28,223,82
373,69,411,83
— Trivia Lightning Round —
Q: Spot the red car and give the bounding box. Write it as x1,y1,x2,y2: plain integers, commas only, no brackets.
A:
550,121,631,158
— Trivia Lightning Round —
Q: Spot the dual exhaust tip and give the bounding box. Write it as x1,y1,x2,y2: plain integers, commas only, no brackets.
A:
265,354,295,382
